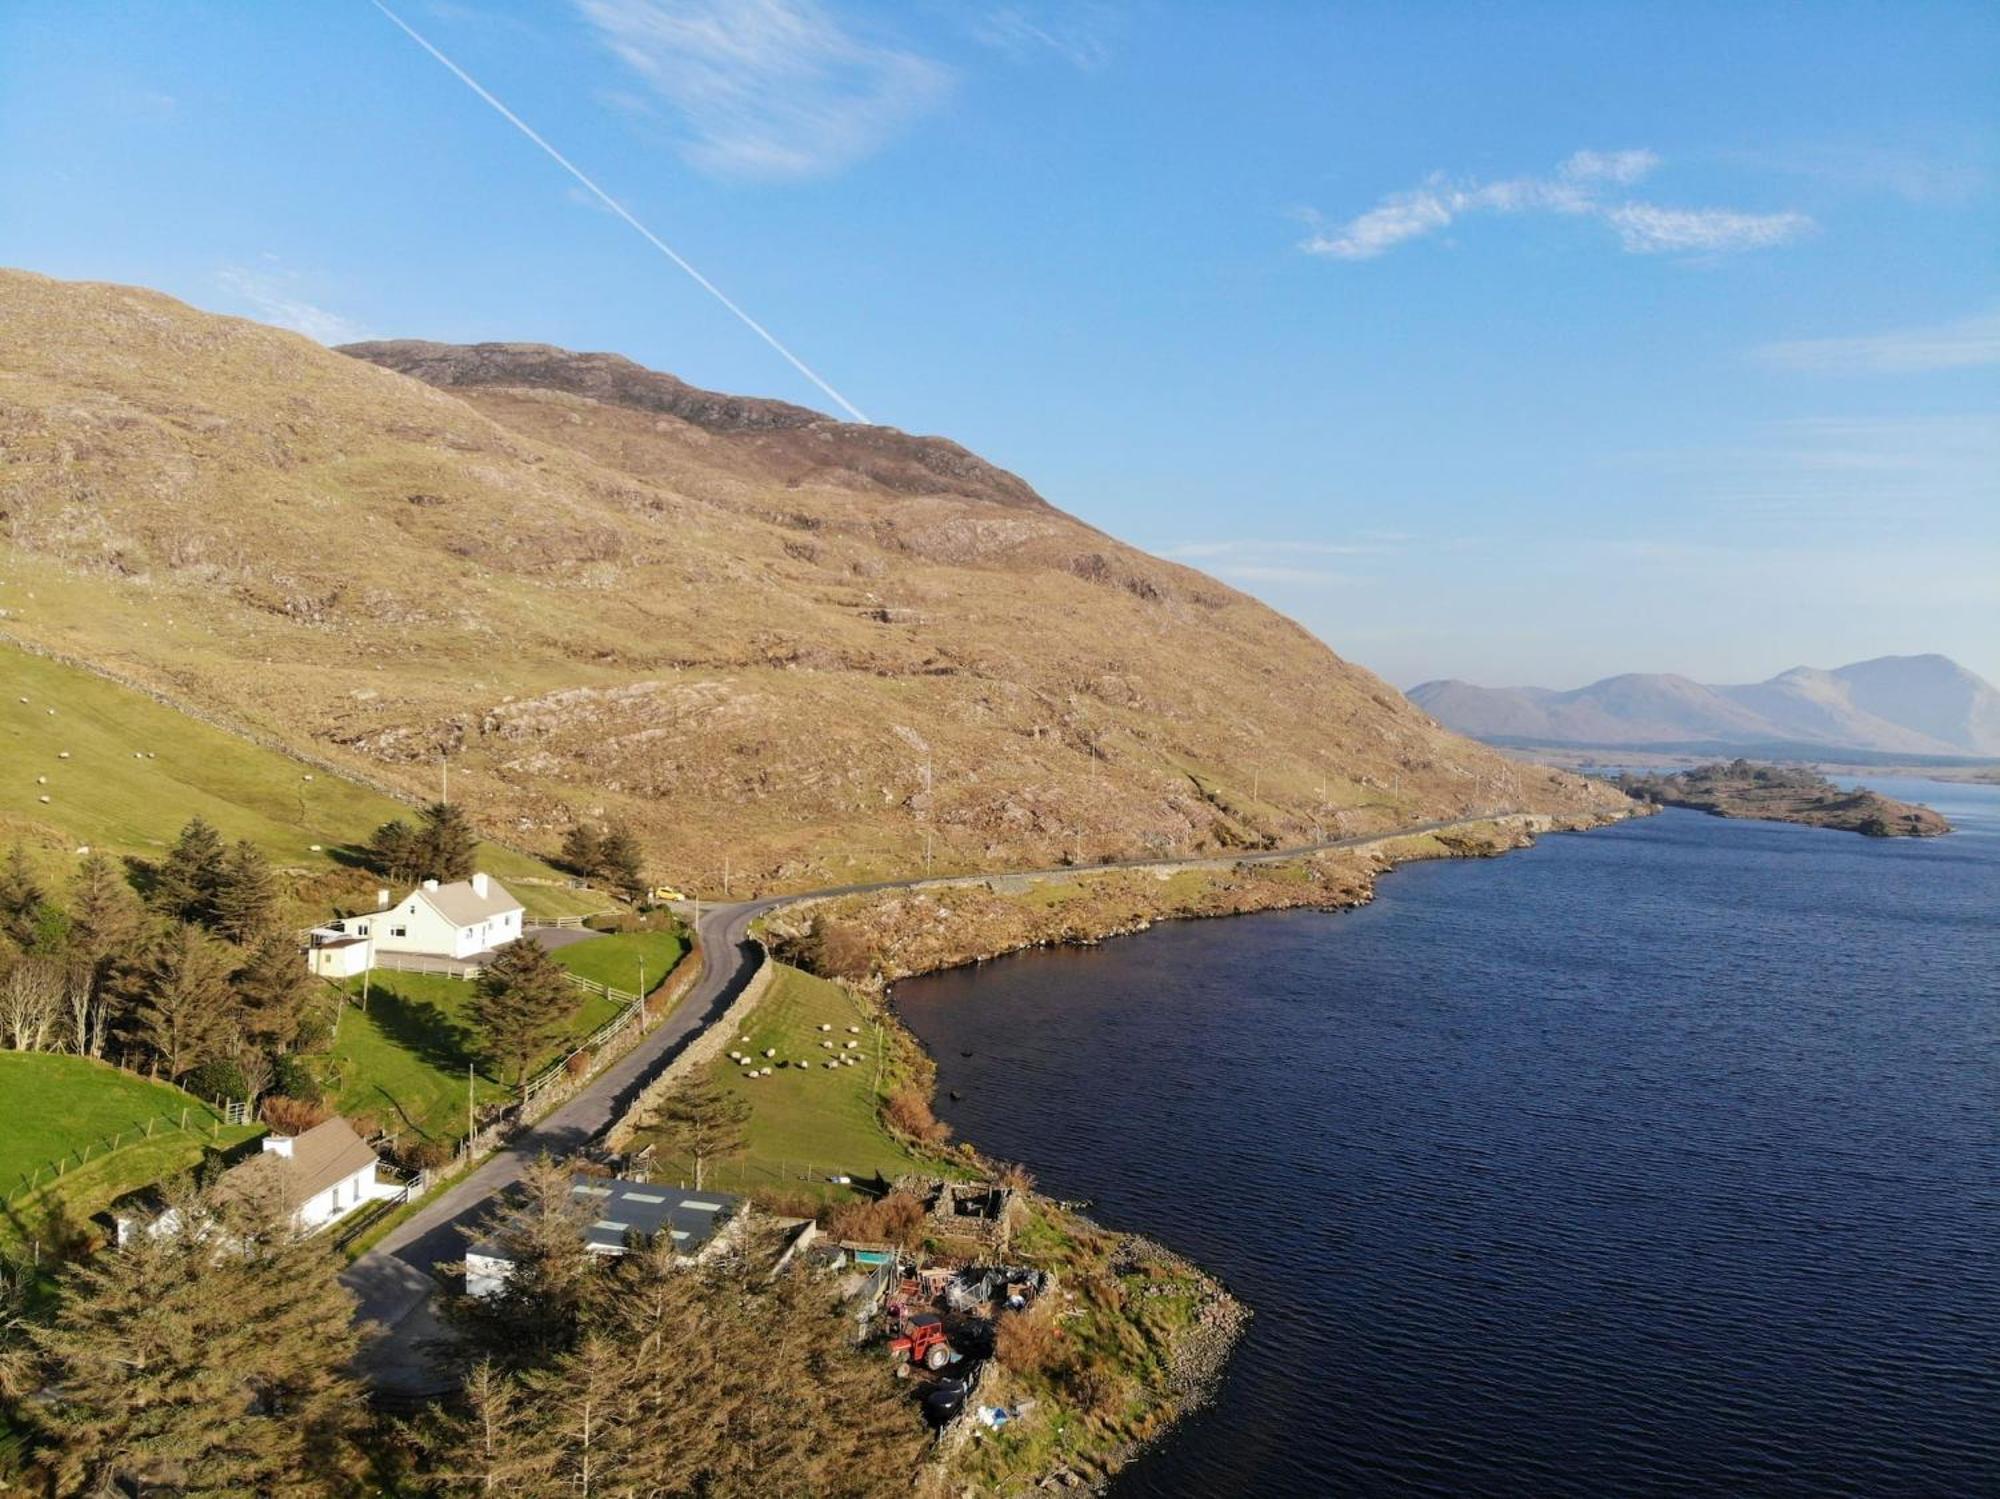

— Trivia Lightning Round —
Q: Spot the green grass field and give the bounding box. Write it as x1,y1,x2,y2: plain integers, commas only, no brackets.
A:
324,932,689,1145
636,964,930,1201
0,642,567,890
0,1054,262,1242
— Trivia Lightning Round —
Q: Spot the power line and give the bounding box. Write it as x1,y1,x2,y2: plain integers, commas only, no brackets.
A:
367,0,872,424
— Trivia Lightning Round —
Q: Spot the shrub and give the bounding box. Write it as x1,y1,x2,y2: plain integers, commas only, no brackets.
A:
822,1191,927,1250
994,1307,1062,1376
804,917,874,982
184,1057,248,1105
400,1137,453,1173
884,1087,950,1146
271,1053,322,1104
259,1095,331,1134
564,1047,594,1078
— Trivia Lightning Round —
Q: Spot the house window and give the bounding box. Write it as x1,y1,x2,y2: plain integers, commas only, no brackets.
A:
391,925,407,938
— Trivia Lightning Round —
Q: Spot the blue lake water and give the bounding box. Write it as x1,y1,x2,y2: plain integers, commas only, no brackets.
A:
896,778,2000,1496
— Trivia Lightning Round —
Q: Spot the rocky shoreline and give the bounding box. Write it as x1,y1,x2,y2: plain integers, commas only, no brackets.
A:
1616,761,1949,837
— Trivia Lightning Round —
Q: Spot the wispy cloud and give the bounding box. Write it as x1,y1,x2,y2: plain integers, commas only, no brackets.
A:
214,266,372,344
576,0,950,179
1301,150,1812,261
970,4,1119,70
1754,308,2000,375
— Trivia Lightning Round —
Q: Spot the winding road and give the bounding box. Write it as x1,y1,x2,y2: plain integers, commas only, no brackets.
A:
342,811,1524,1391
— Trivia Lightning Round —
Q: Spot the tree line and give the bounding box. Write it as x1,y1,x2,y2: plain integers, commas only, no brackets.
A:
0,821,322,1104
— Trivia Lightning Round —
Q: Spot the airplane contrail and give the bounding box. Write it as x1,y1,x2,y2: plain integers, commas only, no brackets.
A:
368,0,872,424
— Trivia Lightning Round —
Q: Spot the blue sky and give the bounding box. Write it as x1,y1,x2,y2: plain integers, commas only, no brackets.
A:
4,1,1995,688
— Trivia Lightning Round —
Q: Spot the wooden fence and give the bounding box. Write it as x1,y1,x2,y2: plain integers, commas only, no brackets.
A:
3,1106,237,1208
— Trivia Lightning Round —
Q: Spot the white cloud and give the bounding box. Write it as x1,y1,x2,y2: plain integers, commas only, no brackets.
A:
1302,150,1812,262
214,267,372,344
1754,308,2000,374
970,5,1118,70
1602,203,1813,254
576,0,950,179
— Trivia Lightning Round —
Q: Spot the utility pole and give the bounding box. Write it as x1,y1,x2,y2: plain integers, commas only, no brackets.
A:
467,1063,475,1148
723,852,730,897
924,827,933,874
440,753,448,805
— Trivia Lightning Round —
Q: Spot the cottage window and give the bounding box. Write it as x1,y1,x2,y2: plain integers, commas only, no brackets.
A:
391,925,407,938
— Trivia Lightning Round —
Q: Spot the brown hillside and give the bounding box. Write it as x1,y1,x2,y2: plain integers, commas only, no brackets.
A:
0,269,1627,892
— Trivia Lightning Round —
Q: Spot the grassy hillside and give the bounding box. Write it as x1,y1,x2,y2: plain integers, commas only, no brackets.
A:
0,1054,262,1242
0,270,1629,896
636,964,931,1201
0,640,584,915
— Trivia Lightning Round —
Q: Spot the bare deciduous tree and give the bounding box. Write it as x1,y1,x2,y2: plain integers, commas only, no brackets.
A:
0,956,63,1052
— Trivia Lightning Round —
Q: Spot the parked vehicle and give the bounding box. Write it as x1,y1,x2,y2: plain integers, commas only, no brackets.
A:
888,1314,954,1371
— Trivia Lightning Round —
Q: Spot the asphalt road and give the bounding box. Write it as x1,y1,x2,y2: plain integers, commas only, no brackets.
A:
341,810,1524,1391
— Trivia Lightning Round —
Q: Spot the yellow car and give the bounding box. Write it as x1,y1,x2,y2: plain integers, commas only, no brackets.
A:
650,885,687,902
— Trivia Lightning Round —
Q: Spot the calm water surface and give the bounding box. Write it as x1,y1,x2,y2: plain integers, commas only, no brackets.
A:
896,778,2000,1497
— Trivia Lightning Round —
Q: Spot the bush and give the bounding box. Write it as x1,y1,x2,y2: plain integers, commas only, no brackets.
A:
185,1057,248,1105
400,1136,454,1173
822,1191,927,1250
271,1053,322,1104
564,1047,594,1078
259,1095,332,1134
884,1087,950,1147
994,1307,1062,1375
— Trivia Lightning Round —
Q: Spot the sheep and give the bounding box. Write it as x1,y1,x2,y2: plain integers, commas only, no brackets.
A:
763,1048,777,1059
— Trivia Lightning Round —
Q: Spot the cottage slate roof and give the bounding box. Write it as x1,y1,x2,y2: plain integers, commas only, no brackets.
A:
219,1117,379,1207
414,875,522,927
473,1177,744,1261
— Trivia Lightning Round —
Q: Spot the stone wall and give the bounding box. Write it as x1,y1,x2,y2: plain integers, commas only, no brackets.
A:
604,943,779,1152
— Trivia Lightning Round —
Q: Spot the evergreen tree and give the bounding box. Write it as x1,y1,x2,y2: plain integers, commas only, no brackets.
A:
651,1073,751,1190
467,938,569,1086
214,838,280,944
0,842,46,950
445,1155,602,1366
3,1175,364,1497
131,922,238,1079
367,817,423,885
596,826,648,901
417,801,479,884
559,823,603,880
70,851,142,966
404,1359,559,1495
234,931,322,1054
152,816,229,928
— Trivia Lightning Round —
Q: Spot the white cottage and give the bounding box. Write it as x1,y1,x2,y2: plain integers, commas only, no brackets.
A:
357,872,525,961
217,1116,388,1232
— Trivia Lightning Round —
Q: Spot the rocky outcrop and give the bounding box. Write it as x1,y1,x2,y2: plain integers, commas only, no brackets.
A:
1617,761,1950,836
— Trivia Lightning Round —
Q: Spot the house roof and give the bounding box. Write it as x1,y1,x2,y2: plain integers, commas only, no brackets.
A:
220,1117,379,1208
473,1176,743,1261
413,874,522,927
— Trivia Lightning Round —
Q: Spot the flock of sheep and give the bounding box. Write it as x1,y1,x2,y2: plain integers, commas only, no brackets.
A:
728,1023,866,1079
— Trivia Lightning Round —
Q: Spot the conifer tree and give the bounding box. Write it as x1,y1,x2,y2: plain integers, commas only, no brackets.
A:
367,817,423,884
131,921,238,1079
234,930,321,1054
446,1155,602,1366
152,815,229,927
0,842,46,950
651,1073,751,1189
467,938,569,1087
3,1176,364,1497
559,823,603,880
596,826,648,901
214,838,280,944
69,851,141,967
417,801,479,884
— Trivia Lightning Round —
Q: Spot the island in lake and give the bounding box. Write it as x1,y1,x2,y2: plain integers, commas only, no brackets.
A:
1615,760,1950,837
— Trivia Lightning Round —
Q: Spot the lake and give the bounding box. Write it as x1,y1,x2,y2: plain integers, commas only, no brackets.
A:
895,777,2000,1496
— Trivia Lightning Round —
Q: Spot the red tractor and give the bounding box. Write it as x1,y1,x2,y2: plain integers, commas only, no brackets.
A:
888,1315,954,1371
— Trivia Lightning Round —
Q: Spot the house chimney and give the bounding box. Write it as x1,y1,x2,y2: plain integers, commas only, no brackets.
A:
376,888,390,909
423,878,440,891
471,872,490,898
263,1135,296,1159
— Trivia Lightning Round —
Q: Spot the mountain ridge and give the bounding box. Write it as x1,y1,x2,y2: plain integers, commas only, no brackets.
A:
1410,654,2000,757
0,268,1626,891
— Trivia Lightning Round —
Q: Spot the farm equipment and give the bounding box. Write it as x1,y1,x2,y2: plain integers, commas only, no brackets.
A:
888,1315,954,1371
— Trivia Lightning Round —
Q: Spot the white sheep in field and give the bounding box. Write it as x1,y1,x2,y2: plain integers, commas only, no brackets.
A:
763,1048,777,1059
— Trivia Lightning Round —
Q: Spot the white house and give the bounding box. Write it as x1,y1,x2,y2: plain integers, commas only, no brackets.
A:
351,872,524,961
216,1116,390,1232
306,927,372,979
109,1115,390,1243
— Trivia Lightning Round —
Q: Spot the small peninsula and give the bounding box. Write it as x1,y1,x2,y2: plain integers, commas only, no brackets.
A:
1615,761,1950,837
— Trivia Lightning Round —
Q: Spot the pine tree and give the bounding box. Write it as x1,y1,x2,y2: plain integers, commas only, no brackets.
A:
152,816,229,927
7,1176,364,1497
596,826,648,901
467,938,570,1087
367,817,423,884
651,1073,751,1190
214,838,280,944
559,823,604,880
417,801,479,884
446,1155,602,1366
131,922,238,1079
405,1359,560,1495
0,842,46,950
235,930,322,1054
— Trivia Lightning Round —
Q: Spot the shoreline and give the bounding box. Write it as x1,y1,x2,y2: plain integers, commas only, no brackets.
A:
774,806,1644,1492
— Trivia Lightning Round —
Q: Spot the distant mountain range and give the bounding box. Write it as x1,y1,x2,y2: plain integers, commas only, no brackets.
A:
1409,655,2000,759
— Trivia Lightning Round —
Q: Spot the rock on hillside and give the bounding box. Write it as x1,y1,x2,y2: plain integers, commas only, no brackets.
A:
0,269,1628,891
